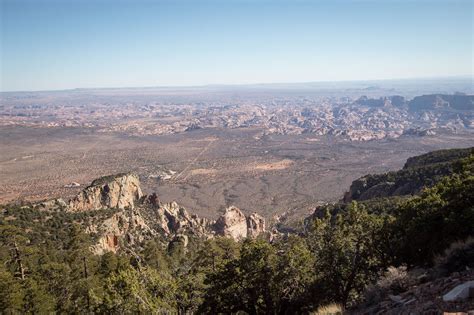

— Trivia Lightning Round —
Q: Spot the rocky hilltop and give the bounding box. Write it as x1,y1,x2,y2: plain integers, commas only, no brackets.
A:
61,174,267,254
68,173,143,211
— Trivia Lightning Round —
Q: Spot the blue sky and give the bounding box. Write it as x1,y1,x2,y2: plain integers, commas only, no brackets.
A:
1,0,472,91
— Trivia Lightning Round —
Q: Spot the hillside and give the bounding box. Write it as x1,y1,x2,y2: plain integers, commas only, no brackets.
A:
0,148,473,313
344,147,473,201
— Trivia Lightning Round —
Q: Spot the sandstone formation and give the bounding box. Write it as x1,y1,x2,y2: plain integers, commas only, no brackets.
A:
68,173,142,211
88,209,155,255
214,206,249,239
213,207,266,240
246,212,266,238
65,174,267,254
149,201,213,237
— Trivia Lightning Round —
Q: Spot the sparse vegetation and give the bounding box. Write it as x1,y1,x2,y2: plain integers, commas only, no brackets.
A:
0,148,472,313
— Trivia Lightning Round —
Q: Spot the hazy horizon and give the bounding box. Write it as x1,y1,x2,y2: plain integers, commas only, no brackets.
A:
1,75,472,94
1,0,473,91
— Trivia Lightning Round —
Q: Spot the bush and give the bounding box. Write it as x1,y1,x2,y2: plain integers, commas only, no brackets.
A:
363,266,410,305
434,237,474,275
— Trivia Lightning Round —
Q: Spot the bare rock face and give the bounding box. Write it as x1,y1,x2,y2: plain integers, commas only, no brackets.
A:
247,212,266,238
89,209,155,255
151,201,212,237
68,173,142,211
214,206,249,239
213,207,266,240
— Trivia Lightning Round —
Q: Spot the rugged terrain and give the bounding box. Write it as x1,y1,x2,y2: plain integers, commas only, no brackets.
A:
1,90,472,140
1,125,473,222
1,85,473,221
1,147,472,314
40,173,267,254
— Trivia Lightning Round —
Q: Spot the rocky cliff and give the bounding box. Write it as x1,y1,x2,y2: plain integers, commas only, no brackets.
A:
214,206,266,240
65,174,267,254
68,173,143,211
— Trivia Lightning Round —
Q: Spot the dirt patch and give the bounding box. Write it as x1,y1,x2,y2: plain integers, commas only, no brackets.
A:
189,168,218,176
251,159,294,171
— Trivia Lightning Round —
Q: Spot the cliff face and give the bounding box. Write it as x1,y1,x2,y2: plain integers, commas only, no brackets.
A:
212,206,266,240
214,206,249,239
247,212,266,238
68,174,143,211
148,201,213,237
65,174,267,254
88,209,155,255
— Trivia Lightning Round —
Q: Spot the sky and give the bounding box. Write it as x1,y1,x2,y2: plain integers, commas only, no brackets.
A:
0,0,472,91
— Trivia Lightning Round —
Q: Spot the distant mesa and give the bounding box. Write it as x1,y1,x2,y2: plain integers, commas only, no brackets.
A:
355,95,407,107
408,94,474,111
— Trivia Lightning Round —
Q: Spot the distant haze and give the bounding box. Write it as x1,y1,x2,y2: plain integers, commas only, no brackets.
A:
1,0,472,91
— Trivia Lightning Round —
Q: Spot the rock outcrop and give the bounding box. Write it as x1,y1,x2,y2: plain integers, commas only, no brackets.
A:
65,174,267,254
246,212,266,238
213,206,266,240
354,270,474,314
443,280,474,302
214,206,248,239
68,173,142,211
148,201,213,237
87,208,156,255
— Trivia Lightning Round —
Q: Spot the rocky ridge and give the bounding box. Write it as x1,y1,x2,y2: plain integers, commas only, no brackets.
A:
343,147,473,202
51,174,267,254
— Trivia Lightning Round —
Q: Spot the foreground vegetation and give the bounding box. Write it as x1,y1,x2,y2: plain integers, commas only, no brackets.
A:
1,151,473,314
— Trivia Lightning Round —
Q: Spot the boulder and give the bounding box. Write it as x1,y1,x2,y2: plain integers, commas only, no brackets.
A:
443,280,474,302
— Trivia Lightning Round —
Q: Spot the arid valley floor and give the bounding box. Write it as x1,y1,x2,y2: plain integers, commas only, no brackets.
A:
2,124,473,222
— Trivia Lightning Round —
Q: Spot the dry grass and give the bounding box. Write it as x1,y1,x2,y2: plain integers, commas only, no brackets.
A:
312,303,343,315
